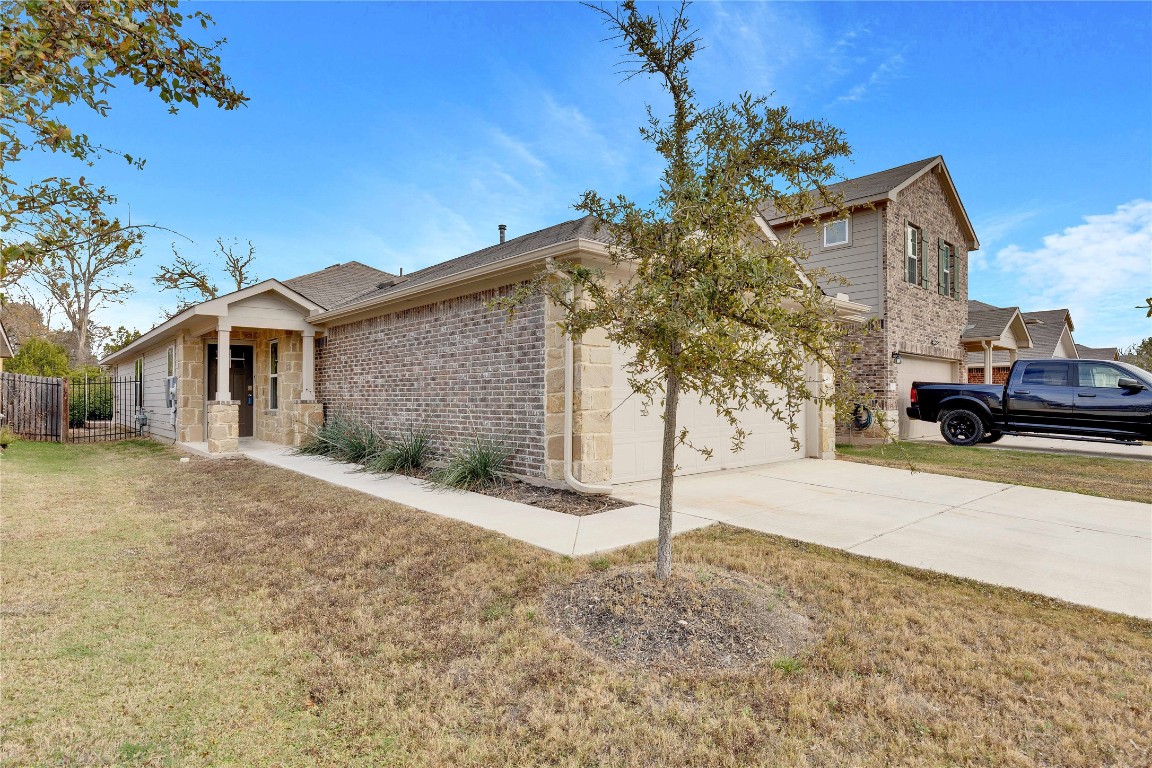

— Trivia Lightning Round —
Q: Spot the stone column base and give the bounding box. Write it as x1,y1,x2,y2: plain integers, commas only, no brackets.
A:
290,400,324,447
207,401,240,453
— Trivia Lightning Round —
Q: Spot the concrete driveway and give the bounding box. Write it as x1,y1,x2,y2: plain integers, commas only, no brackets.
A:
612,459,1152,619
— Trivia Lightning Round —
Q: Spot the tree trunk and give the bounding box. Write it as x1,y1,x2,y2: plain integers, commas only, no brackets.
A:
655,366,680,580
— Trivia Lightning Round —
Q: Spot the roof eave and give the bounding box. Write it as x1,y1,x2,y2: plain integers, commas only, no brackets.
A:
308,238,612,325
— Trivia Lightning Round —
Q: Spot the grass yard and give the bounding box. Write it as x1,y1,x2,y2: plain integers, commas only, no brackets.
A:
2,441,1150,767
838,441,1152,505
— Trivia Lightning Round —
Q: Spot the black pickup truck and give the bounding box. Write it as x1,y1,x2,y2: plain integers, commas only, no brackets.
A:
906,358,1152,446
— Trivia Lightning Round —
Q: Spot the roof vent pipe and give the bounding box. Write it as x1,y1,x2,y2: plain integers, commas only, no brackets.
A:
498,224,507,244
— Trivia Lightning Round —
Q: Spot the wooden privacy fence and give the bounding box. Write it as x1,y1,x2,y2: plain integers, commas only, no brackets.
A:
0,372,143,443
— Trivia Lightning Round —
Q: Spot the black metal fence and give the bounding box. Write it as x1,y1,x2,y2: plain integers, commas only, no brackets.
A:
0,372,143,443
66,375,143,443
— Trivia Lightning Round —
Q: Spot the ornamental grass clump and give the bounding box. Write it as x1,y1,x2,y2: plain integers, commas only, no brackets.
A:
429,436,510,491
365,425,435,474
297,414,385,464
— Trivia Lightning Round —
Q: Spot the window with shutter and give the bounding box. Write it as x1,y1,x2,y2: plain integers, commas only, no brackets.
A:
905,223,921,285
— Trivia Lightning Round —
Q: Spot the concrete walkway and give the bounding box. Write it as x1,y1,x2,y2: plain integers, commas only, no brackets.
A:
239,443,713,557
234,443,1151,619
614,460,1152,619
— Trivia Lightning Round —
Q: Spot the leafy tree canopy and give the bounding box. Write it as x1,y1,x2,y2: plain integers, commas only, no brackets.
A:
6,336,71,377
101,325,142,357
1,0,247,290
1120,336,1152,372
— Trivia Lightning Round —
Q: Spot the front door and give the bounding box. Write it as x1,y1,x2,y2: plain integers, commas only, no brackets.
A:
207,344,254,438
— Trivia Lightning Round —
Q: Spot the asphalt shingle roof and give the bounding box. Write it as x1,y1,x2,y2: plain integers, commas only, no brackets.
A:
760,156,940,221
336,215,612,310
965,305,1074,366
283,261,397,310
1075,344,1119,361
962,305,1022,341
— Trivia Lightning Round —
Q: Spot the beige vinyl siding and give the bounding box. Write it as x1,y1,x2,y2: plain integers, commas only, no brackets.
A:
228,293,313,329
134,338,178,441
787,208,883,317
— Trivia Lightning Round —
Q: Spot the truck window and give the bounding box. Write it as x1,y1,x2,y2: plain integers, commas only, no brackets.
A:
1077,362,1125,388
1021,361,1072,386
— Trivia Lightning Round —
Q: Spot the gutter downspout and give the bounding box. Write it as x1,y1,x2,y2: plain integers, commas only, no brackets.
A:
563,286,613,495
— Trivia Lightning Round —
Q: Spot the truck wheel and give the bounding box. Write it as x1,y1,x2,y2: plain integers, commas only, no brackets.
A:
979,432,1004,444
940,409,985,446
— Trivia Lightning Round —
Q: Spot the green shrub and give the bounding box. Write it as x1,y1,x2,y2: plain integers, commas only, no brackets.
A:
365,425,435,474
297,414,385,463
68,376,115,426
429,436,510,491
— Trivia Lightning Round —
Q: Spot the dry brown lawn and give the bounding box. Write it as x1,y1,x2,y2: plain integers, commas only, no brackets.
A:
2,440,1150,767
839,441,1152,505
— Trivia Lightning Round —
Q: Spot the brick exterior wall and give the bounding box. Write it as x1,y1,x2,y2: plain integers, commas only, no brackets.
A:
851,169,970,425
968,366,1010,385
316,284,547,477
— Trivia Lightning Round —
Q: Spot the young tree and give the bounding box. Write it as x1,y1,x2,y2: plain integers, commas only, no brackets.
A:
28,190,143,366
153,237,259,315
0,0,247,290
503,1,856,579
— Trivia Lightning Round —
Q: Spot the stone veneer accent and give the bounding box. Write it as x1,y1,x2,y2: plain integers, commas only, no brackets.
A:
250,329,317,446
206,400,239,453
542,296,614,485
316,284,547,477
174,329,205,443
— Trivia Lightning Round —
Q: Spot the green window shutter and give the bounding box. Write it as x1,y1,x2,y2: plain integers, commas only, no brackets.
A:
918,230,928,288
938,239,946,294
950,251,958,298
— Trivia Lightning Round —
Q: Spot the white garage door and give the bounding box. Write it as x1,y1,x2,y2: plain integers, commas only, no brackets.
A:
611,345,807,484
896,355,957,440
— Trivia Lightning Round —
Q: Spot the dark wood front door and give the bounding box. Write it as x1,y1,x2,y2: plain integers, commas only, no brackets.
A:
207,344,254,438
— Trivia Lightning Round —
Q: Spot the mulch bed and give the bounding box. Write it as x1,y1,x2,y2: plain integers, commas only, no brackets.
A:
544,564,817,672
479,478,631,516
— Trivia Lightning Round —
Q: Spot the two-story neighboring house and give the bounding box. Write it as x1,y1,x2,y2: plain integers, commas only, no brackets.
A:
760,156,979,439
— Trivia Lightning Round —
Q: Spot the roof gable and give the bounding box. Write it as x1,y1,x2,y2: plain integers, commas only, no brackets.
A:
762,155,979,249
283,261,397,310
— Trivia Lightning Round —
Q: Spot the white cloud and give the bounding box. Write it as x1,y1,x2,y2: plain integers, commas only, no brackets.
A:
833,51,904,105
970,207,1044,268
993,200,1152,347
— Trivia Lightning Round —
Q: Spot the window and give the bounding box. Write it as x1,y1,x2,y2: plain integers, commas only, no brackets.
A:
1077,362,1125,389
269,339,279,410
134,356,144,407
905,223,922,285
165,346,177,409
938,240,957,298
823,217,850,248
1021,361,1073,387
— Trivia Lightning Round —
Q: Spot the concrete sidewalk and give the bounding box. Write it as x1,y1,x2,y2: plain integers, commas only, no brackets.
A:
239,443,713,557
613,460,1152,619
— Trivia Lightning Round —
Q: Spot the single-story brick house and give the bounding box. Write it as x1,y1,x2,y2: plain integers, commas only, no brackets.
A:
102,217,867,489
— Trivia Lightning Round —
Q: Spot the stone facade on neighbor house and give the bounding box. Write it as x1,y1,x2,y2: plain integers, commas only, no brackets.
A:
316,284,548,478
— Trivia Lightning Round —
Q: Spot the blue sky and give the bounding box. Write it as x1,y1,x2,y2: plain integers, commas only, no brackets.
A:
16,1,1152,348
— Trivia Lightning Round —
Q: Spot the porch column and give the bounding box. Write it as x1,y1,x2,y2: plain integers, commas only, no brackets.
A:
216,325,232,401
983,341,993,384
300,329,316,401
1009,348,1018,364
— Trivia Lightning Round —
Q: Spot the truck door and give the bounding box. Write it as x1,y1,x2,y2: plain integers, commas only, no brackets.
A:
1072,361,1152,435
1006,360,1075,431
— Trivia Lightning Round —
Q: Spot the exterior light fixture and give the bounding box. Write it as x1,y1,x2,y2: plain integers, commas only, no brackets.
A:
892,351,902,365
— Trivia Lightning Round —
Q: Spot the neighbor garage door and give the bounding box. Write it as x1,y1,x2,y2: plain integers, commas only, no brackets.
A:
896,354,958,440
611,345,807,484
